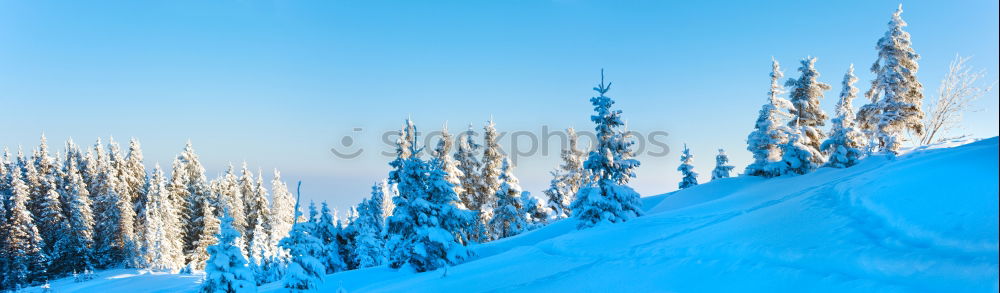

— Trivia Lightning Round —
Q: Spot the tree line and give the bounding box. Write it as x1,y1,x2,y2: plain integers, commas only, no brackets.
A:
2,4,986,292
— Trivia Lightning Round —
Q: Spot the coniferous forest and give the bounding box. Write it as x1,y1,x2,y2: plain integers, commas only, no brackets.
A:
2,4,996,292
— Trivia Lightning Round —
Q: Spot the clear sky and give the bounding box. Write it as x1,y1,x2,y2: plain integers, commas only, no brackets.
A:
2,0,997,212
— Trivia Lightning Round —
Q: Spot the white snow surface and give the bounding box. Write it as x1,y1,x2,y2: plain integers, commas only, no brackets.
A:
26,137,999,292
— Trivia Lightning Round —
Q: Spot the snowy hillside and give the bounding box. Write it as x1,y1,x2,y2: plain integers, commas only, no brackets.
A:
28,138,999,292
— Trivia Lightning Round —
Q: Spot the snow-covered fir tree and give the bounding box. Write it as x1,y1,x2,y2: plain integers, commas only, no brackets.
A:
91,139,139,268
746,59,795,178
189,197,221,270
268,170,296,256
169,142,215,268
453,124,482,211
243,168,270,263
122,139,149,265
0,147,10,196
432,124,465,200
123,138,147,223
677,144,699,189
823,65,869,168
29,135,69,274
711,149,735,180
315,202,347,273
477,120,503,212
857,4,925,154
28,135,60,215
467,120,504,242
141,164,185,272
779,128,824,175
352,182,388,268
386,119,475,272
201,213,257,293
211,164,246,237
106,138,133,211
36,188,68,274
519,194,549,230
1,175,47,289
245,170,273,280
280,209,325,291
386,120,417,207
374,179,393,221
571,70,643,228
58,159,97,279
306,201,319,227
544,128,589,219
488,159,527,240
785,57,832,157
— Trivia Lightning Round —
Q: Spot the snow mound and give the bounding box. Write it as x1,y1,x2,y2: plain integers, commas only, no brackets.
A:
29,137,999,292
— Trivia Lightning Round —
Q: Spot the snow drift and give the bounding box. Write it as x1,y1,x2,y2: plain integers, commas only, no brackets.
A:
29,137,999,292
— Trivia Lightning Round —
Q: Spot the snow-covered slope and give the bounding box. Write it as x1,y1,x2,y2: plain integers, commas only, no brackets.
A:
322,137,999,292
30,138,1000,292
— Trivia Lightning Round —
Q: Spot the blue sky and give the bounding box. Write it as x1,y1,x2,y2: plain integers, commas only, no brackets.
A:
2,0,997,212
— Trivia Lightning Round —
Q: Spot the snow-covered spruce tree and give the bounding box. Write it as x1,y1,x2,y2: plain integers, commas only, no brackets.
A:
478,120,503,212
1,175,47,288
519,194,548,230
779,127,824,175
268,170,295,256
59,138,84,190
544,128,589,219
80,143,103,198
107,138,135,218
141,164,185,272
746,59,795,178
467,120,504,242
247,170,292,284
823,65,869,168
24,138,68,276
385,119,419,264
29,136,69,274
123,138,147,220
306,201,319,227
386,119,417,204
785,57,832,157
337,207,357,269
571,70,643,229
246,170,273,281
432,124,465,199
453,124,482,211
857,4,925,154
488,159,527,240
189,197,221,270
170,142,215,267
37,188,69,274
211,164,246,237
677,144,699,189
386,120,475,272
123,139,149,264
315,202,346,273
58,160,97,279
711,149,735,180
0,147,11,196
244,168,271,263
91,140,139,268
201,212,257,293
280,208,325,291
352,183,388,268
28,135,59,214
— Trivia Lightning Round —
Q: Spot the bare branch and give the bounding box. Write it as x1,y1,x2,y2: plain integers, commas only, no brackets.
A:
920,55,997,145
